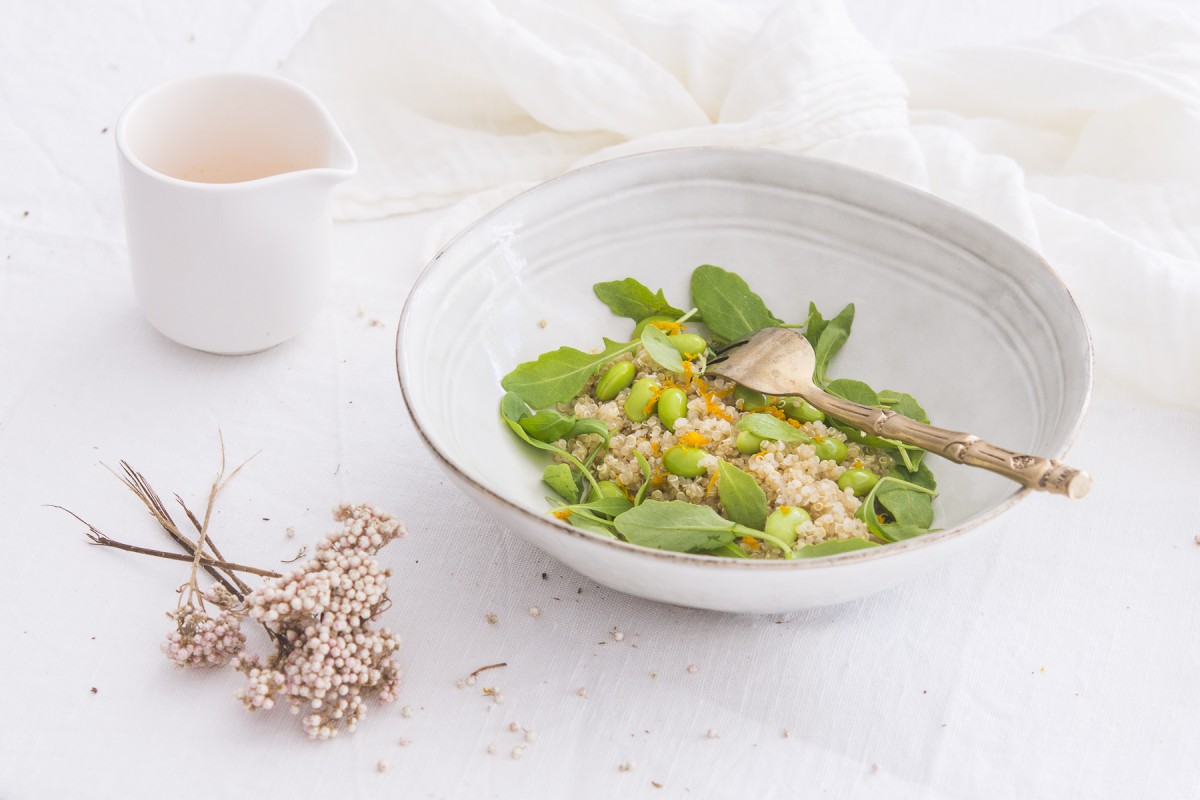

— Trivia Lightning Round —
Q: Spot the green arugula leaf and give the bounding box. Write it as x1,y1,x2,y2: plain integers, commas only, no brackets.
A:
501,411,602,497
877,390,929,424
562,496,634,518
640,324,685,374
877,481,934,528
888,460,937,490
633,451,652,506
874,522,930,542
825,378,879,406
569,417,611,443
593,278,684,322
563,513,619,538
543,464,581,504
520,409,577,442
500,392,532,423
735,413,812,444
501,338,637,409
689,264,783,343
812,303,854,385
855,475,938,542
614,500,745,553
804,302,828,349
872,461,936,532
706,542,751,559
796,538,880,558
716,460,768,531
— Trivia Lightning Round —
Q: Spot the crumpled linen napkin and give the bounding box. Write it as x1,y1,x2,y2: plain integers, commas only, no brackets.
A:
285,0,1200,409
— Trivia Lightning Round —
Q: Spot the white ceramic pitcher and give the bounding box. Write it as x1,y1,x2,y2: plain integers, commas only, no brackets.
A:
116,72,356,355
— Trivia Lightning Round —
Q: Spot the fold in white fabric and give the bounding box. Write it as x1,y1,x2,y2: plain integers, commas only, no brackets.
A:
285,0,1200,409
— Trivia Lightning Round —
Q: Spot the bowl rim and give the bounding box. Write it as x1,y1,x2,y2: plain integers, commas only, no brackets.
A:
396,145,1094,570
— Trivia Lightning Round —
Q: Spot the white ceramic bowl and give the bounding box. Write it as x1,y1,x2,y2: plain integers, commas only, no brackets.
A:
397,148,1091,613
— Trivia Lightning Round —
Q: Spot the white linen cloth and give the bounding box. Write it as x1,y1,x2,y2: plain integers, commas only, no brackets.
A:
3,2,1200,800
286,0,1200,409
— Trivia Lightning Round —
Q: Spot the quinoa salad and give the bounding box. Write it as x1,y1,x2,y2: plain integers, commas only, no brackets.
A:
500,265,939,560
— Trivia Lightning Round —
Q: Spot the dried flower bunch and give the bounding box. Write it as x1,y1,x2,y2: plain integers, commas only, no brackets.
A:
234,503,405,739
165,584,247,668
62,448,406,741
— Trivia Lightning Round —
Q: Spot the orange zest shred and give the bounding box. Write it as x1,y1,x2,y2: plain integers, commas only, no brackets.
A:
650,441,660,456
650,320,684,335
742,536,761,551
853,459,863,469
877,514,887,524
643,381,676,415
786,418,802,429
681,360,694,388
763,406,788,421
694,376,709,395
651,471,666,487
551,509,572,520
703,391,732,421
706,470,720,497
680,431,709,448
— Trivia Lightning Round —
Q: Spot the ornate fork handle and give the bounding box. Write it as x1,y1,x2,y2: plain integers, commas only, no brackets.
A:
806,391,1091,499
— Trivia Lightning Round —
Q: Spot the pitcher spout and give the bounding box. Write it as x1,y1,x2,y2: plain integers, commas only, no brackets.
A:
322,123,357,182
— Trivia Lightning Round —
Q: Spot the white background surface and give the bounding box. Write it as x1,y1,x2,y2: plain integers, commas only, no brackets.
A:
2,2,1198,798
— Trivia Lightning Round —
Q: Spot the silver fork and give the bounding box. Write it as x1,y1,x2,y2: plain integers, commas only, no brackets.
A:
707,328,1091,498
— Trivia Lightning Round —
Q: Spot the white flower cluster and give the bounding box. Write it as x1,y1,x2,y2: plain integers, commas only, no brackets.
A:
233,503,406,740
164,605,246,668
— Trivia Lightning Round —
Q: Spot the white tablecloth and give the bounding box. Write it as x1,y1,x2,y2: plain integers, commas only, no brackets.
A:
2,2,1198,798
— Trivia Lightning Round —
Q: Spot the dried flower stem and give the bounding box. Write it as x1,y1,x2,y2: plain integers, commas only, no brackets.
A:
102,436,258,598
53,508,282,578
183,436,256,608
175,494,248,594
52,504,246,599
106,461,249,596
94,535,281,578
470,662,508,678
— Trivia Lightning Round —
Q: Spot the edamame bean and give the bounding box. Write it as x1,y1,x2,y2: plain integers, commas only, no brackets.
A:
624,378,661,422
663,445,706,477
656,387,688,431
764,506,811,548
834,422,866,444
595,480,625,500
782,398,825,423
837,467,879,496
632,315,674,339
813,437,848,463
668,333,707,357
731,385,769,410
595,361,636,401
736,430,764,455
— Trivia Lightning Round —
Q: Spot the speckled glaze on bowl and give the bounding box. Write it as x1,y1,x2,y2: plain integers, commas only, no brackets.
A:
397,147,1091,613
